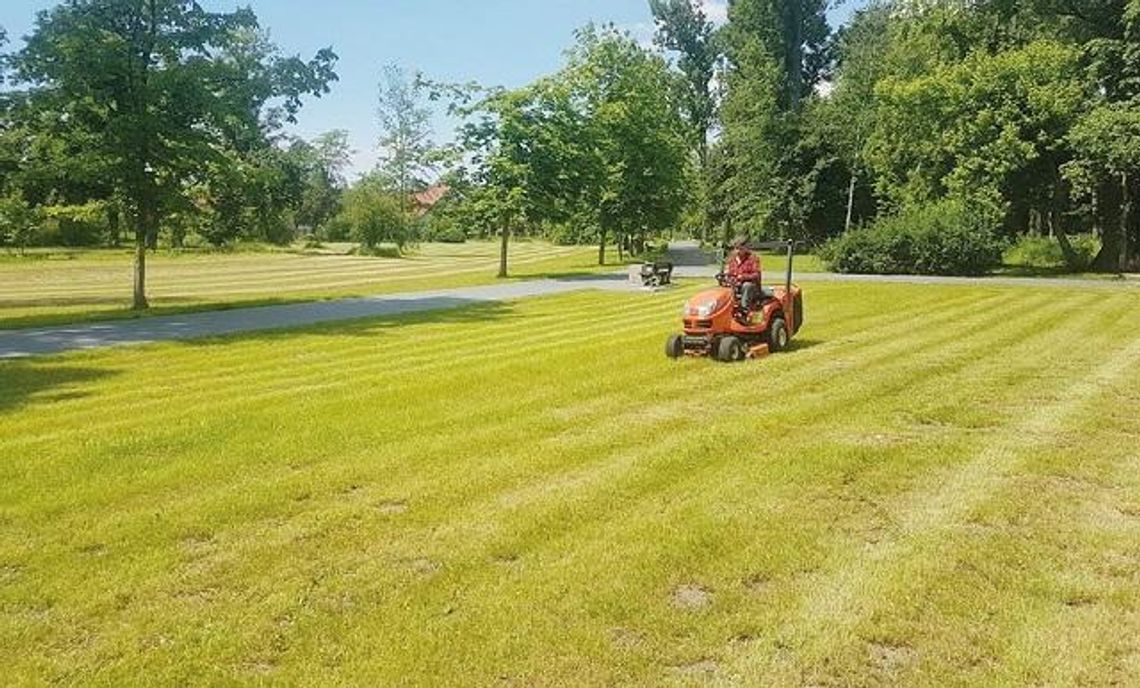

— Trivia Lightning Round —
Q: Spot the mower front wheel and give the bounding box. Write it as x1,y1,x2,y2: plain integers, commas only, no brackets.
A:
717,336,745,362
665,334,685,359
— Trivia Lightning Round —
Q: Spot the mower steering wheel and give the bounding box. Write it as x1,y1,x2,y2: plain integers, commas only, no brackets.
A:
716,273,732,288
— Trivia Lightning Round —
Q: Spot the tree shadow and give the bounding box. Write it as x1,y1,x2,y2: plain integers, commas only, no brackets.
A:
0,296,327,331
0,360,117,415
175,298,518,349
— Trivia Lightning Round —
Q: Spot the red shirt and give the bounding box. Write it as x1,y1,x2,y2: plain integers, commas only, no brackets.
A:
726,250,761,284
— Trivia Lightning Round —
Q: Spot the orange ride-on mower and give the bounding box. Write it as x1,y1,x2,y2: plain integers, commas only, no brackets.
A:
665,240,804,362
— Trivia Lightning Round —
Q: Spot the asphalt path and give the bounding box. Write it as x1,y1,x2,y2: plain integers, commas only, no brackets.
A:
0,275,635,359
1,242,1135,358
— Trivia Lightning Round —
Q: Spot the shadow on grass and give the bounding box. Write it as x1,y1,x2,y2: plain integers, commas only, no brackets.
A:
0,296,324,331
785,338,824,355
173,298,518,349
0,360,117,415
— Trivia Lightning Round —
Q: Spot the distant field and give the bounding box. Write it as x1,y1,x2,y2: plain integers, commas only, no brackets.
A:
2,282,1138,685
0,241,611,328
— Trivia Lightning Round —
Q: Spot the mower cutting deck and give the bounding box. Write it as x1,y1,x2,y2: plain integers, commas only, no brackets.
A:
665,240,803,362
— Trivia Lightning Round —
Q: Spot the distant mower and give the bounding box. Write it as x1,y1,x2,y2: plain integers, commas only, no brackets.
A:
666,240,804,362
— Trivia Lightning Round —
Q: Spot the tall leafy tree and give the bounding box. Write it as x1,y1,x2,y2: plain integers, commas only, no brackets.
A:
716,0,832,241
650,0,721,166
827,2,892,232
292,130,352,234
565,26,691,263
650,0,723,241
9,0,336,308
376,64,437,213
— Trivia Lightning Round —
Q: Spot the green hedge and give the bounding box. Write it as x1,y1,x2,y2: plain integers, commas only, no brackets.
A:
820,201,1003,276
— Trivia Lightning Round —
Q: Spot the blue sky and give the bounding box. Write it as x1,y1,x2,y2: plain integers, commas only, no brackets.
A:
3,1,866,176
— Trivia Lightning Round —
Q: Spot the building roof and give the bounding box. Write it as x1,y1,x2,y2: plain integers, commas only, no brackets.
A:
412,184,450,212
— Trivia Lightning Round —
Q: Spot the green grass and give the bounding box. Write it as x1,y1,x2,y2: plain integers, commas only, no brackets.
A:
0,240,617,329
2,283,1139,685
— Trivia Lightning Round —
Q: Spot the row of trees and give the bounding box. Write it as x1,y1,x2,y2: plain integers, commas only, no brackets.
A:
0,0,342,307
701,0,1140,272
434,25,691,276
4,0,1138,310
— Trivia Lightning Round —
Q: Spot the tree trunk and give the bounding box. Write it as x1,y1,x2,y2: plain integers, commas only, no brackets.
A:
598,229,606,266
133,229,148,310
1120,171,1132,271
108,203,121,247
845,173,857,233
786,1,804,111
1092,177,1125,272
497,220,510,279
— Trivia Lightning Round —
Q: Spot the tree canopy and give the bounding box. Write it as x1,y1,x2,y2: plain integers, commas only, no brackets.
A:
4,0,337,306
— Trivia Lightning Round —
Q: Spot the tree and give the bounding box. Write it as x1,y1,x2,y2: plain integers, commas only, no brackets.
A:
376,64,437,213
9,1,336,309
650,0,723,242
650,0,721,166
867,40,1086,229
452,86,544,277
564,26,690,263
716,0,833,241
1067,103,1140,271
338,174,412,252
827,2,892,232
292,130,353,234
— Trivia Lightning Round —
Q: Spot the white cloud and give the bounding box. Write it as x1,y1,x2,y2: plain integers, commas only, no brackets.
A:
626,21,658,51
698,0,729,26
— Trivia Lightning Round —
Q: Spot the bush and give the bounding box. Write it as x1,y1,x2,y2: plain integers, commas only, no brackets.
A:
419,210,467,244
1004,234,1100,272
336,178,411,251
820,201,1003,276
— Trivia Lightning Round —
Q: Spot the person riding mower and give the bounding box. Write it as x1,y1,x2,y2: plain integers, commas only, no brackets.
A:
724,235,761,322
666,239,804,362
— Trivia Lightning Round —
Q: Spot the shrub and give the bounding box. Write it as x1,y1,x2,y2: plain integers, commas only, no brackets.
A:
419,209,467,244
0,193,44,252
336,178,411,251
1004,234,1100,272
820,200,1003,276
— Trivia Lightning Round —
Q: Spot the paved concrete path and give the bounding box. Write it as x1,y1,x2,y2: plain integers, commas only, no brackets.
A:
3,243,1135,359
0,275,635,359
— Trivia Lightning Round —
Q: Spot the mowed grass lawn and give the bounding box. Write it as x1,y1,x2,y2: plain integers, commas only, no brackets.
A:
2,282,1139,685
0,241,610,329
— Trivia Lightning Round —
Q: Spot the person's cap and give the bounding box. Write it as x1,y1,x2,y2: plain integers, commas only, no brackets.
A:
731,235,751,249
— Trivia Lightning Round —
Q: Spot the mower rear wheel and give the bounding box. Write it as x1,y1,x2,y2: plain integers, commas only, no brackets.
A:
665,334,685,359
768,318,789,353
717,336,745,362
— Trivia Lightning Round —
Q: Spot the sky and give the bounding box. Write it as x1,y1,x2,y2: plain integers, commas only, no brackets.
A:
2,0,867,177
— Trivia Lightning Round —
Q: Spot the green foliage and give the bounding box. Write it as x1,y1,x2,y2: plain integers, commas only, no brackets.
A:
1005,234,1101,271
446,26,690,272
0,191,42,251
376,65,438,204
418,200,467,244
868,41,1086,219
820,200,1003,276
337,176,411,251
7,0,337,305
716,0,833,242
566,26,691,258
